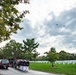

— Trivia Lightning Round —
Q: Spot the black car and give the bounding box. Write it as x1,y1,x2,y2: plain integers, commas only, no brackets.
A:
0,59,10,69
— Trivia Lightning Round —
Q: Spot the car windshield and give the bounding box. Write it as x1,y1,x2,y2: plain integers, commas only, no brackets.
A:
2,59,9,63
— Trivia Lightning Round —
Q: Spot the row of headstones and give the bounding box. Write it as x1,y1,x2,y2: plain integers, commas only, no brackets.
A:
30,60,76,64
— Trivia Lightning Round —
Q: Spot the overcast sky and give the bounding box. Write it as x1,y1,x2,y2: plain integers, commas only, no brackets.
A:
1,0,76,55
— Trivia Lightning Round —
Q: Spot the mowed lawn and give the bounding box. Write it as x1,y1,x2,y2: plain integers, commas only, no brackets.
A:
29,62,76,75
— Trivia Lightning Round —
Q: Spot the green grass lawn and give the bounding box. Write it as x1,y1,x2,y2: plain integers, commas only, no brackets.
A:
29,62,76,75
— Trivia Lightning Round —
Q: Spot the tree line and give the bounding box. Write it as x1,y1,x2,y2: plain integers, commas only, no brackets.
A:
0,39,39,61
37,47,76,61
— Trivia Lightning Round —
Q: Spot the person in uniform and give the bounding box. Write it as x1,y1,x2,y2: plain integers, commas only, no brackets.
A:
26,60,30,72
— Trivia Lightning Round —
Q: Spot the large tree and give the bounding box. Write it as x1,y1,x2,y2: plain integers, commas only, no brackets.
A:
2,40,23,59
23,38,39,60
0,0,29,42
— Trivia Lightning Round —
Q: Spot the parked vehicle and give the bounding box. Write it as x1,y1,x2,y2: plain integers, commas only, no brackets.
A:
0,59,10,69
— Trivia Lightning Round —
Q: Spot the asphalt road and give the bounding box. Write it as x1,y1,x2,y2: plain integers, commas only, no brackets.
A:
0,67,64,75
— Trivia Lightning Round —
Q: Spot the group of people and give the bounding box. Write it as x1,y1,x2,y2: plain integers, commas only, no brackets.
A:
15,60,30,72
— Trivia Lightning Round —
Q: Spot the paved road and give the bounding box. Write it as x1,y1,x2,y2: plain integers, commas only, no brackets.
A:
0,68,64,75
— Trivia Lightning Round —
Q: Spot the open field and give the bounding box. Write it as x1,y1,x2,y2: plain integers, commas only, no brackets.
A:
29,62,76,75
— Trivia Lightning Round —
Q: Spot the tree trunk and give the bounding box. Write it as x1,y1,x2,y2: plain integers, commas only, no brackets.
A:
52,62,54,67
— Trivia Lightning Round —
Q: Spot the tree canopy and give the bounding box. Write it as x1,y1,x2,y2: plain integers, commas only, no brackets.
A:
23,38,39,60
1,40,23,59
0,0,29,42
